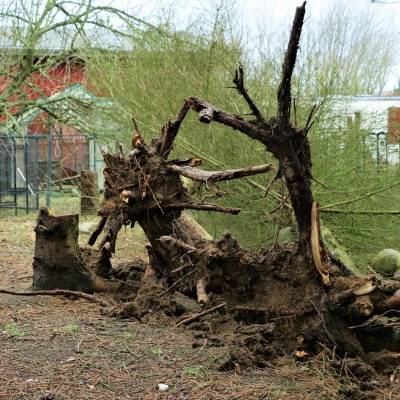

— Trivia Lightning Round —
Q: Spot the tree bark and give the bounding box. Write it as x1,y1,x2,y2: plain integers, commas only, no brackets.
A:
80,170,98,215
33,208,94,292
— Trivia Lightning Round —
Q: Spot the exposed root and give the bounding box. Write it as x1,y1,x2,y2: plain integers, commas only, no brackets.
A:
0,288,109,307
196,278,209,304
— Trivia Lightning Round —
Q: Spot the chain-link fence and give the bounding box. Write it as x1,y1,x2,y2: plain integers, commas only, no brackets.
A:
0,134,102,216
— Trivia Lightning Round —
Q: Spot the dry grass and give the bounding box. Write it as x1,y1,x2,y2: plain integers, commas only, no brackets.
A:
0,213,352,399
0,294,343,400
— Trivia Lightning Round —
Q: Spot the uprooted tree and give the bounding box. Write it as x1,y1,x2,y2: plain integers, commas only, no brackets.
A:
33,1,400,372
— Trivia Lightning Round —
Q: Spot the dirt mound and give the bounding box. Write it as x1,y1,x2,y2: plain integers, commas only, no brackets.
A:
92,250,399,400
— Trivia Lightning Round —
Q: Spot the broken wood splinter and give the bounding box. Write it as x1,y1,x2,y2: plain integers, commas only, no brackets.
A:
311,202,331,286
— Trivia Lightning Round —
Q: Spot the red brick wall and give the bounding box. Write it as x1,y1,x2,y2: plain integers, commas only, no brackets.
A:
388,107,400,144
2,59,90,172
0,60,86,123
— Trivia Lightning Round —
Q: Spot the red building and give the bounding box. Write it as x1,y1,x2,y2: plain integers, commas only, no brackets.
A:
1,57,100,175
0,29,126,211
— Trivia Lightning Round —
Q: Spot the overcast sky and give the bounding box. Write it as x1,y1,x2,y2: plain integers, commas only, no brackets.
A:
124,0,400,89
130,0,400,28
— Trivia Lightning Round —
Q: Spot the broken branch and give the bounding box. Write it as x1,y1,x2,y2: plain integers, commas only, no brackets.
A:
158,100,190,158
277,1,306,125
188,97,274,146
166,163,274,183
232,65,264,121
199,106,214,123
99,215,124,252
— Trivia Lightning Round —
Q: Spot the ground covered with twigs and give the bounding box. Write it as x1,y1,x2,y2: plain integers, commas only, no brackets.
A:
0,215,398,400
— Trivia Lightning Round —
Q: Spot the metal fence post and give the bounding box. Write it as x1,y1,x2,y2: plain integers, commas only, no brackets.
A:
12,137,17,216
24,137,29,214
385,134,388,165
35,137,39,210
398,141,400,168
92,137,96,172
46,134,52,208
376,133,380,166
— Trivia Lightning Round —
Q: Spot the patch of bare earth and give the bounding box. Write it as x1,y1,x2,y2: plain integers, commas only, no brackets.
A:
0,215,388,399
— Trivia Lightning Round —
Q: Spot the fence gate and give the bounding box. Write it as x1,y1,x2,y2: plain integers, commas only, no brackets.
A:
0,136,40,215
0,134,97,216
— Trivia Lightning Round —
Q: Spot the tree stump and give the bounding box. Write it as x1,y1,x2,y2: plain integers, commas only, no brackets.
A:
80,170,98,215
32,208,94,292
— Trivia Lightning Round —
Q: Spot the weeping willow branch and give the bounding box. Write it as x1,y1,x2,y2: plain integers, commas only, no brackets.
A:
320,209,400,215
320,180,400,210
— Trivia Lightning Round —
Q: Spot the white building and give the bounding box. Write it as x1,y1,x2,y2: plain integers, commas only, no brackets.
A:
330,96,400,164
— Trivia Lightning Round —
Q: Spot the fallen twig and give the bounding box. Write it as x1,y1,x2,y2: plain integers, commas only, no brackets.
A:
175,302,226,327
0,288,109,307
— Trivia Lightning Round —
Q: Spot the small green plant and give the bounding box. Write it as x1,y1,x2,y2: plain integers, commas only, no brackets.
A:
184,365,209,381
62,323,80,334
268,387,289,399
150,347,163,358
2,322,25,337
122,330,137,341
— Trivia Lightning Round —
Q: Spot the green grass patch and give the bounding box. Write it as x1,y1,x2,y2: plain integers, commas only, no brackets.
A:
184,365,210,381
1,322,26,337
60,323,80,334
150,346,163,358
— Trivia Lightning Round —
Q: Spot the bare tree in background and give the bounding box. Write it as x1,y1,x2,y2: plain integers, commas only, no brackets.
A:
0,0,153,129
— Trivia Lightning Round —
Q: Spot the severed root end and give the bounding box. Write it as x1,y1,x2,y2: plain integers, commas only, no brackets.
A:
143,264,158,282
196,278,209,304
